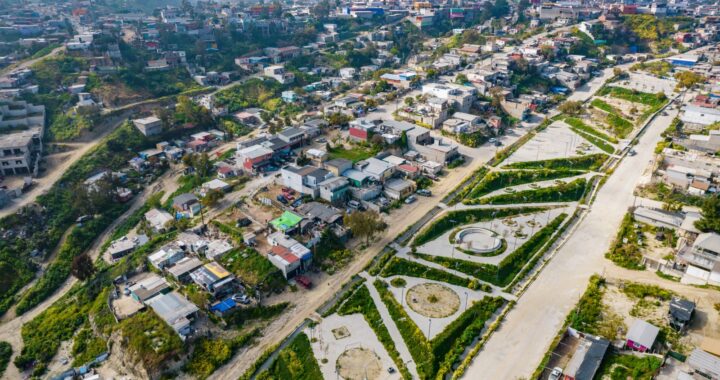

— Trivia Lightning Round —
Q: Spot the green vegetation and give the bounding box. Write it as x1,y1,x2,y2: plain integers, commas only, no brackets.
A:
380,257,487,291
185,329,260,379
71,328,107,366
637,182,705,207
372,280,504,380
116,311,183,373
218,248,286,292
412,207,546,246
622,282,674,301
621,15,693,54
337,285,411,379
606,214,645,270
695,195,720,234
466,169,583,199
256,333,322,380
503,153,608,171
567,275,606,333
565,116,618,143
448,166,488,205
606,112,635,138
214,78,283,113
321,277,366,317
598,86,668,123
224,303,289,328
327,144,378,163
596,352,662,380
466,178,588,205
631,60,673,77
0,342,10,378
417,214,567,287
590,98,618,114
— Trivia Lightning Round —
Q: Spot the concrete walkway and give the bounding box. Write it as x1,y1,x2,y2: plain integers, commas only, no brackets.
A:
359,272,419,379
476,172,597,200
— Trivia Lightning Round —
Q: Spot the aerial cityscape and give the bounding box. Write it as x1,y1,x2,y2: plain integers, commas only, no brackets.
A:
1,0,720,379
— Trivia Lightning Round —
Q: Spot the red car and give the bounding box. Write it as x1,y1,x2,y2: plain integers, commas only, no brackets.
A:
295,275,312,289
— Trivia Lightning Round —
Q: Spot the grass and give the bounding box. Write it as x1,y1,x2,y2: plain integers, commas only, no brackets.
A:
185,329,260,379
606,112,635,138
466,169,584,199
565,117,618,143
595,352,662,380
327,145,378,163
599,86,669,124
116,311,184,373
337,285,412,379
465,178,588,205
503,153,608,171
0,341,10,378
218,248,286,292
605,213,645,270
71,328,107,367
590,98,619,115
256,332,322,380
380,257,487,291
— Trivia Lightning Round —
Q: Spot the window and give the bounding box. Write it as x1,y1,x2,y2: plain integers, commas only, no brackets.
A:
1,161,8,166
15,160,22,165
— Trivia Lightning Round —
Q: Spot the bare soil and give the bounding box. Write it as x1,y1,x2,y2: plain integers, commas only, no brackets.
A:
336,348,382,380
406,283,460,318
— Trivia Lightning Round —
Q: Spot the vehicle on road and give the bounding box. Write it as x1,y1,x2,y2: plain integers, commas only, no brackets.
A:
277,194,288,204
628,149,637,156
236,218,252,227
417,189,432,196
405,195,417,204
549,367,563,380
295,275,312,289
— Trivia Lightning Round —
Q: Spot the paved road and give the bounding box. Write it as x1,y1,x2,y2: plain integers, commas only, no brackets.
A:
461,110,676,380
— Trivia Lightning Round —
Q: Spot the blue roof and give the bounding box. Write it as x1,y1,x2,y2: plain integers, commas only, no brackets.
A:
210,298,236,313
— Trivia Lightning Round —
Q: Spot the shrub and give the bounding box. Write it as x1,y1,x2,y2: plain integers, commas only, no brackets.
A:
503,153,608,171
0,341,11,378
71,328,107,367
466,169,584,199
224,303,289,328
466,178,588,205
185,329,260,379
565,116,618,143
256,332,322,380
116,311,183,372
381,257,483,290
605,214,645,270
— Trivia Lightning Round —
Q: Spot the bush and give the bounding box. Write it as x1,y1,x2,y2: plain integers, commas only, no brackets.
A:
621,282,674,300
117,311,184,372
467,169,584,199
605,214,645,270
0,341,11,378
256,332,322,380
337,285,411,379
380,257,485,290
185,329,260,379
412,207,546,246
218,248,286,292
565,117,617,143
606,112,635,138
466,178,588,205
224,303,289,328
320,277,366,317
503,153,608,171
71,328,107,366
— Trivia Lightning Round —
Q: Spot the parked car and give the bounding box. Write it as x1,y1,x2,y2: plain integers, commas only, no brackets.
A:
277,195,288,204
295,275,312,289
417,189,432,197
549,367,563,380
348,200,361,209
236,218,252,227
315,137,327,143
232,294,251,305
291,199,303,208
405,195,417,204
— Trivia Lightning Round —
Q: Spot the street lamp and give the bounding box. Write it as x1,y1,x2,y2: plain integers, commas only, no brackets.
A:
427,318,432,338
464,291,468,311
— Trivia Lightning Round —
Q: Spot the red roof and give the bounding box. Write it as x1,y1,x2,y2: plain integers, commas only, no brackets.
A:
398,164,419,173
271,246,299,263
218,166,234,174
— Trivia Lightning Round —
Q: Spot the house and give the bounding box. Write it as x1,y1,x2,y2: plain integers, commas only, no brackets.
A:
236,145,273,173
266,233,313,278
356,158,395,182
0,128,42,176
148,244,185,270
201,179,231,195
689,339,720,379
681,105,720,128
324,158,353,177
145,208,174,233
339,67,356,79
349,119,377,142
318,176,350,204
172,193,202,218
107,235,148,261
668,297,695,331
281,90,298,103
383,178,415,200
167,257,203,282
205,240,233,260
406,128,459,163
281,165,333,198
677,232,720,284
562,333,610,380
278,127,306,148
270,211,304,233
296,202,343,225
145,291,199,337
632,207,684,231
421,83,476,113
129,274,170,303
176,231,208,254
133,116,163,137
398,164,420,179
626,319,659,352
263,65,294,84
267,245,302,279
190,262,235,297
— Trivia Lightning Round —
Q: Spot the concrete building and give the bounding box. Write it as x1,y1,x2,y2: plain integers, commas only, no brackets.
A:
406,128,459,163
145,291,199,338
421,83,476,113
0,128,42,176
263,65,295,84
281,165,333,198
0,99,45,130
133,116,163,137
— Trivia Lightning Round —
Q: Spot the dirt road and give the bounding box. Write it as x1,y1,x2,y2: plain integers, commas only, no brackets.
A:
0,113,130,218
0,45,65,76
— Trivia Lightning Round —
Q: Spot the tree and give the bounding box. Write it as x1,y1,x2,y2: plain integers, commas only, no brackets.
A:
613,67,625,78
695,195,720,233
455,73,468,84
404,97,415,106
344,210,386,245
365,98,378,109
558,100,584,116
674,71,706,91
425,68,439,79
71,254,95,281
202,189,224,208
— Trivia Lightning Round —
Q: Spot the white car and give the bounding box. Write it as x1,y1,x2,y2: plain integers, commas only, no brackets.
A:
549,367,563,380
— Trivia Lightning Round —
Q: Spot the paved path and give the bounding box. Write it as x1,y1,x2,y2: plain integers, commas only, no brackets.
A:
460,105,677,380
359,272,419,379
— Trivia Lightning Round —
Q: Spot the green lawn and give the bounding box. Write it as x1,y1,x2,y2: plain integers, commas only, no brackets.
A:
327,145,378,163
256,333,322,380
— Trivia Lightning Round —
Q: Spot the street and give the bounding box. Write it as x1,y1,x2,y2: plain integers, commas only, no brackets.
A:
461,110,676,379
